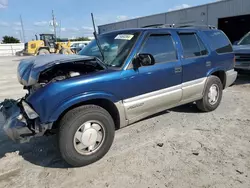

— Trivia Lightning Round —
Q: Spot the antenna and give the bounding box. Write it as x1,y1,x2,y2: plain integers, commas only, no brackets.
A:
91,13,98,34
91,13,105,61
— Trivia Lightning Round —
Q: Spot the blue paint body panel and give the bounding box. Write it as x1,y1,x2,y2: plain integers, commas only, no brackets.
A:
18,27,235,124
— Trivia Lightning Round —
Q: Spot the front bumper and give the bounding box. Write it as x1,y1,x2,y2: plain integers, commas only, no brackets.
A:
234,61,250,71
225,69,237,88
0,99,33,143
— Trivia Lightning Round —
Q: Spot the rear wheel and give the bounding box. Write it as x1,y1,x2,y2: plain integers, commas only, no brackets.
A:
196,76,223,112
58,105,115,167
38,49,50,55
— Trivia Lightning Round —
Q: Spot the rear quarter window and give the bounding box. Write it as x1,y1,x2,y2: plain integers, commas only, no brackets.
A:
204,30,233,54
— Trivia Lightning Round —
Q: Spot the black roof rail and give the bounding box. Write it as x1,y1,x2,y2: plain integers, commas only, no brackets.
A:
176,24,217,29
142,23,217,29
142,24,175,28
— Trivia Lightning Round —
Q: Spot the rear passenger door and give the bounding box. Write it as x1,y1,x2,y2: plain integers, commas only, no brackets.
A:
177,31,210,102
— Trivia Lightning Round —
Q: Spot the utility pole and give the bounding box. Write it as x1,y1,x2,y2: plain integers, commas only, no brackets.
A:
52,10,57,41
20,15,26,43
59,20,61,39
19,30,23,43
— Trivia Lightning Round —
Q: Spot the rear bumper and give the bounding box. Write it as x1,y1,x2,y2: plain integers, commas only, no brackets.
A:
0,99,33,143
225,69,237,88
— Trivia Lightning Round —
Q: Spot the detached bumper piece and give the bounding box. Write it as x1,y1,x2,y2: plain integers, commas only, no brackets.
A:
225,69,238,88
0,99,33,143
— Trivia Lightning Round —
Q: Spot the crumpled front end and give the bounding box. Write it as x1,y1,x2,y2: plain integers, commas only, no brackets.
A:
0,99,51,143
0,99,32,142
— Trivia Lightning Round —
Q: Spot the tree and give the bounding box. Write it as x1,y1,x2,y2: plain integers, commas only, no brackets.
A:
2,36,20,43
71,37,91,41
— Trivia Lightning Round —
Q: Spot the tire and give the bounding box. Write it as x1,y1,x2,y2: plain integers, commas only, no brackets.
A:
38,49,50,55
196,76,223,112
58,105,115,167
59,48,72,55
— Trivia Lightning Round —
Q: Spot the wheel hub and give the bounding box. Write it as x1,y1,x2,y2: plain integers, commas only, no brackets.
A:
208,84,219,105
81,128,98,147
73,121,105,155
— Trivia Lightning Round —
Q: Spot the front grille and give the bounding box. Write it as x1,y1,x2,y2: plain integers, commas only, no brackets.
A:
235,53,250,62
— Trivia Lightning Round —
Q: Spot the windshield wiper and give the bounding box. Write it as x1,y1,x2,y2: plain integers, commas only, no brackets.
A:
91,13,105,62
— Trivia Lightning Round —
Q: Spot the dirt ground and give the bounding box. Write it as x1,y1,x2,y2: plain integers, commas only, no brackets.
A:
0,56,249,188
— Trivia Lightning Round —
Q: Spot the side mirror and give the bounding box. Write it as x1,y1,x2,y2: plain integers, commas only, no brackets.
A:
233,40,239,45
133,53,155,68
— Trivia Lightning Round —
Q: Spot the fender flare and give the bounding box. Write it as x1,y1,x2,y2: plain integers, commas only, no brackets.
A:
49,92,120,122
206,67,225,77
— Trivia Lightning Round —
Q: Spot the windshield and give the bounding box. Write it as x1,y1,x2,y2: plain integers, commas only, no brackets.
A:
79,32,140,67
238,32,250,45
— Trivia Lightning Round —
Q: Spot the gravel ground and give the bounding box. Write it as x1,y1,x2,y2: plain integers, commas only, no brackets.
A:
0,56,249,188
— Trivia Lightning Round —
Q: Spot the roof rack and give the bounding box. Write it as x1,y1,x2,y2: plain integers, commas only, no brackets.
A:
177,24,217,29
142,23,217,29
142,24,175,28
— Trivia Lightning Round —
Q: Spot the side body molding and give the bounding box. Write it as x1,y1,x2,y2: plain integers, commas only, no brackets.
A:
123,85,182,124
181,77,207,104
122,77,207,125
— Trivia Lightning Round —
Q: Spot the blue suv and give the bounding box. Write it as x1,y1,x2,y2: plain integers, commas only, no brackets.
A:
233,31,250,71
0,27,237,167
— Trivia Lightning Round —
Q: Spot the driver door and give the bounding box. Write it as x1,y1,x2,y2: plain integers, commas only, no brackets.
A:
121,31,183,123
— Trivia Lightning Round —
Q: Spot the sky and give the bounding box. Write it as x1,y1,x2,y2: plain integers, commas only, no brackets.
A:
0,0,218,42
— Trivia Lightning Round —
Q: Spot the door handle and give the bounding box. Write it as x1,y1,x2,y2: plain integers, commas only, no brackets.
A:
175,67,182,73
206,61,212,67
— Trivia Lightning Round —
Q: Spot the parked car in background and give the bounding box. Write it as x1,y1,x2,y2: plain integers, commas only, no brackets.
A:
0,27,237,167
233,31,250,72
70,41,91,53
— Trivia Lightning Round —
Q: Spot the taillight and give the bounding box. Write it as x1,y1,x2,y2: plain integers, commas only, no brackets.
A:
233,55,236,66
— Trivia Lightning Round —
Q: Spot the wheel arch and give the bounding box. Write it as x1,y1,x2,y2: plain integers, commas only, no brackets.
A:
51,93,124,130
207,68,226,89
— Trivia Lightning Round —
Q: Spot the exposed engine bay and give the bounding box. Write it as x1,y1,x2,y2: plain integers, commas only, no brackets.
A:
28,60,105,93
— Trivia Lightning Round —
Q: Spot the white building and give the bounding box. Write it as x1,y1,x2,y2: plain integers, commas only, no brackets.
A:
98,0,250,42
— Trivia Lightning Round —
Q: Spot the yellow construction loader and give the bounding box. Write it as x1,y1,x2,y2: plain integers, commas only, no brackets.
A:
17,34,73,56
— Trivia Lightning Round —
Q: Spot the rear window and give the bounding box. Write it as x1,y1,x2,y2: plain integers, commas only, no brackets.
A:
204,30,233,54
179,33,208,58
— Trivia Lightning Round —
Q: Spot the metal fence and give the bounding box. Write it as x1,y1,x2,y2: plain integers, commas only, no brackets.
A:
0,41,93,56
0,43,24,56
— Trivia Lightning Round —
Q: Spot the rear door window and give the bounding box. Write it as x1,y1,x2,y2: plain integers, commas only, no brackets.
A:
178,33,208,58
204,30,233,54
140,34,177,63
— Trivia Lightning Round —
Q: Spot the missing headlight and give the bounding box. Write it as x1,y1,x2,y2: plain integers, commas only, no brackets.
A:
22,101,39,119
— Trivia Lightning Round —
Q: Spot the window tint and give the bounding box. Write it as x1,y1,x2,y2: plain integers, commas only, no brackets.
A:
179,33,208,58
204,30,233,54
140,34,177,63
197,36,208,55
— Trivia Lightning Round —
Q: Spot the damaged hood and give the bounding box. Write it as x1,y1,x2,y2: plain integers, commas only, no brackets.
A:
17,54,105,86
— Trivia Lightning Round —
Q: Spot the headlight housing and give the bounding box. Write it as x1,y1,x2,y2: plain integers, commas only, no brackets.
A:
22,101,39,119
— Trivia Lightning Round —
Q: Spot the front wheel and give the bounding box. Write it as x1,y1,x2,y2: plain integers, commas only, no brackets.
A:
58,105,115,167
196,76,223,112
59,48,73,55
38,49,50,55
